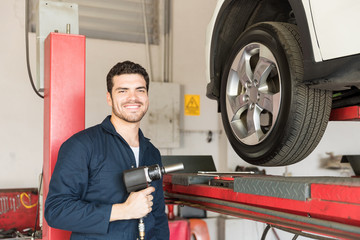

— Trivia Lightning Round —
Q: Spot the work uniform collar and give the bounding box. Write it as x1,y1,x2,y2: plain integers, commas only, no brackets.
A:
100,115,150,152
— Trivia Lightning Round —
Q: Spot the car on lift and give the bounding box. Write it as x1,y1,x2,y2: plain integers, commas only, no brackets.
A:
206,0,360,166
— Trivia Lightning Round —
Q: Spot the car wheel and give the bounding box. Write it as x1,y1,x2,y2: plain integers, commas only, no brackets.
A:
220,22,332,166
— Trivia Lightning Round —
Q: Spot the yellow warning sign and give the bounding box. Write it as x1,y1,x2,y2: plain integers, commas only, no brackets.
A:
184,95,200,116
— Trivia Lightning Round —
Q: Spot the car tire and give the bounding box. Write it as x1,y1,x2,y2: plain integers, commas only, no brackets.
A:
220,22,332,166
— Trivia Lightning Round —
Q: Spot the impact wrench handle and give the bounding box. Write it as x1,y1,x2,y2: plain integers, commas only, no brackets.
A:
123,163,184,240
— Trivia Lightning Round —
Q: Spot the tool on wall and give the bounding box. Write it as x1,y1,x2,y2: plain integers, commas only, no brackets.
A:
123,163,184,240
0,193,37,215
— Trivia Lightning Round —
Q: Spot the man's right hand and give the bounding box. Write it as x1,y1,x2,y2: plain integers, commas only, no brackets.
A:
110,186,155,221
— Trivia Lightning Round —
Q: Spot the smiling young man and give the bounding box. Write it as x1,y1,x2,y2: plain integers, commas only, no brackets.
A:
45,61,170,240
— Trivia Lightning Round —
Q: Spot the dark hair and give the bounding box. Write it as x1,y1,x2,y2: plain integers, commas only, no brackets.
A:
106,61,150,94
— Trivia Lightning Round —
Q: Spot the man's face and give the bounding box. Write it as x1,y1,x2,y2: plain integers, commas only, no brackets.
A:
107,73,149,123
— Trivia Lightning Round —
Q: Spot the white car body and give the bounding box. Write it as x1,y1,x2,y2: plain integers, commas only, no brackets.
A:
305,0,360,61
206,0,360,84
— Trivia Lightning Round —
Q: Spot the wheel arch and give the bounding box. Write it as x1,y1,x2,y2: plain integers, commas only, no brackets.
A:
208,0,297,109
207,0,351,111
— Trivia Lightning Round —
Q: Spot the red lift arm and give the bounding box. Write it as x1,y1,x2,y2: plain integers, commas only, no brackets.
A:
330,106,360,121
164,173,360,240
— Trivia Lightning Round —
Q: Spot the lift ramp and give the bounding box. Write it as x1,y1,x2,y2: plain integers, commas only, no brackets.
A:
164,172,360,240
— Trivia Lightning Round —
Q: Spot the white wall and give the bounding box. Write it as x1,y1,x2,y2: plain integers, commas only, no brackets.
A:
0,0,220,189
226,121,359,177
162,0,221,167
0,0,43,189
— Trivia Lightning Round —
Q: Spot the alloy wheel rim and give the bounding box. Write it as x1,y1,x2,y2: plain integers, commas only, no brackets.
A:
225,42,281,145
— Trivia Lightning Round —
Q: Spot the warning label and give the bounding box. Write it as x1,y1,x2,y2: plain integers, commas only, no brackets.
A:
184,95,200,116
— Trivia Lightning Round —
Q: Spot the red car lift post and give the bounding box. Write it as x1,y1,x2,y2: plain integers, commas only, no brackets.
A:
43,32,85,240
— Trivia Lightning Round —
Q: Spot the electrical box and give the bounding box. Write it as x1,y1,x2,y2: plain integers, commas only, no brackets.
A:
141,82,180,148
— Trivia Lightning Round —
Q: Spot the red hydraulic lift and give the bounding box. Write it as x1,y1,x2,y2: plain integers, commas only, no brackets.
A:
164,106,360,239
164,173,360,240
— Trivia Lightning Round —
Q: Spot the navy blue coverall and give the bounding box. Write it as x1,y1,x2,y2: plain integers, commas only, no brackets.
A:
45,116,170,240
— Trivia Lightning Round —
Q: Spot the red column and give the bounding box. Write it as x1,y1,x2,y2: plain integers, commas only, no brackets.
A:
43,32,86,240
